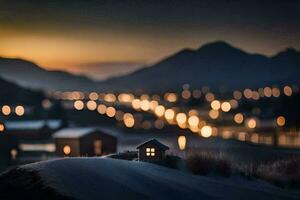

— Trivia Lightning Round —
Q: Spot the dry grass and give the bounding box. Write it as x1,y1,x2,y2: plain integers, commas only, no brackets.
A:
186,152,300,189
186,152,231,177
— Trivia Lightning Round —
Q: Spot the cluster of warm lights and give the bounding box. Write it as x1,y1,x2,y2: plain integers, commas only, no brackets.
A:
1,105,25,116
232,85,297,101
64,83,299,145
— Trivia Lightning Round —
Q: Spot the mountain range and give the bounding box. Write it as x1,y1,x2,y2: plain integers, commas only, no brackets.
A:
0,77,44,105
0,41,299,92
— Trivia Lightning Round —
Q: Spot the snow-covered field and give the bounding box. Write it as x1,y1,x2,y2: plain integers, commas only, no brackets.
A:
1,158,299,200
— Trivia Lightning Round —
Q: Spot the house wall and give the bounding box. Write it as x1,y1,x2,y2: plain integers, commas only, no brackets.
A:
55,131,117,157
80,131,117,156
138,144,165,162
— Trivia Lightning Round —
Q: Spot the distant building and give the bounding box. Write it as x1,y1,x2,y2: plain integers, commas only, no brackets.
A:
53,127,117,157
136,139,169,162
3,120,64,161
4,120,63,141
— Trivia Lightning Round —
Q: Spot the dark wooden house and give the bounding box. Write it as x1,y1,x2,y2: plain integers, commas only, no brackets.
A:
136,139,169,162
53,127,117,157
4,120,63,141
3,120,63,161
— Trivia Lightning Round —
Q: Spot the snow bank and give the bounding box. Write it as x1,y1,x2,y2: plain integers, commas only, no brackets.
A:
12,158,300,200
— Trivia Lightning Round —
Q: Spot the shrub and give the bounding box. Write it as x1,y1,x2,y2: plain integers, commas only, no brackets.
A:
186,152,231,177
255,156,300,188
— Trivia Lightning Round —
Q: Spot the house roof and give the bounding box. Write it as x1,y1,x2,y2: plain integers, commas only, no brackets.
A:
52,127,96,139
136,139,169,150
5,120,62,131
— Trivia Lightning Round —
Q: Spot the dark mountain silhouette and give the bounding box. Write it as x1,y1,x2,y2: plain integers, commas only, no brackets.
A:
0,57,96,91
98,41,300,92
0,41,299,92
0,77,44,105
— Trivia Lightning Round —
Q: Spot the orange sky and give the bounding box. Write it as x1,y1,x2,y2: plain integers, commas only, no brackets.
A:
1,0,299,80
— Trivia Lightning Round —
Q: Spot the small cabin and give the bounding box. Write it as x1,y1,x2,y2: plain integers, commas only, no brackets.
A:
53,127,117,157
136,139,169,162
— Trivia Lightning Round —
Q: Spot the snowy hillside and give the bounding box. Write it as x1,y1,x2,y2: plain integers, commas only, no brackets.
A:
1,158,299,200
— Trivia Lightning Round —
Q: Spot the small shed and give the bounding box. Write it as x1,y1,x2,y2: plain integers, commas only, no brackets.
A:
53,127,117,157
136,139,169,162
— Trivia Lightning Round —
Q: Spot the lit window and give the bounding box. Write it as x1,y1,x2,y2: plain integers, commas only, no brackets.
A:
94,140,102,155
146,148,155,156
63,145,71,155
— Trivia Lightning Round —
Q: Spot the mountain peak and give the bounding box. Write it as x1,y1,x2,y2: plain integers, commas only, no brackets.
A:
272,47,300,60
196,41,246,56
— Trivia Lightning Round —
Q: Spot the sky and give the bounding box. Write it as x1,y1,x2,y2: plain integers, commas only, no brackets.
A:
0,0,299,80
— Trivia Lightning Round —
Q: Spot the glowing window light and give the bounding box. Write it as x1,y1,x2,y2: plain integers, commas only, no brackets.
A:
154,105,165,117
205,92,215,102
258,88,265,97
221,102,231,112
181,90,191,99
229,99,238,109
89,92,99,100
118,93,133,103
140,100,150,111
276,116,286,127
86,100,97,111
140,94,150,100
123,113,135,128
200,126,212,138
15,105,25,116
97,104,107,114
104,93,116,102
188,109,198,116
165,93,177,102
243,89,252,99
251,91,260,100
63,145,71,155
176,113,187,124
238,132,247,141
250,133,259,143
264,87,272,97
106,107,116,118
246,118,257,129
0,123,5,132
209,109,219,119
272,88,280,97
233,90,242,100
149,100,158,110
132,99,141,110
283,86,292,96
10,149,18,160
189,125,200,133
210,100,221,110
178,135,187,150
222,130,232,139
2,105,11,116
164,109,175,120
188,116,199,127
234,113,244,124
146,148,155,156
74,100,84,110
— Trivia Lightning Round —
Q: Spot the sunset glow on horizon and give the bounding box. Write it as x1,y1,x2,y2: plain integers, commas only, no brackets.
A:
1,0,299,79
